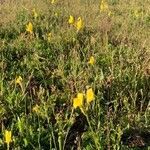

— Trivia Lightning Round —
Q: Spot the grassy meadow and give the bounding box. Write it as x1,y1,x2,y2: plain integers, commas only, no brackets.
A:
0,0,150,149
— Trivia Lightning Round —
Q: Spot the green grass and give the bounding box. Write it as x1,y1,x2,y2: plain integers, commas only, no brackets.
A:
0,0,150,149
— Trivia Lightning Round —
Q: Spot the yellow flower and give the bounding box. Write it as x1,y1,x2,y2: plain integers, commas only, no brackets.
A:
47,32,52,42
77,93,84,102
55,12,58,17
76,17,84,31
73,93,83,109
100,0,109,12
134,10,139,18
4,130,12,144
51,0,55,4
86,88,94,104
134,10,141,18
26,22,33,34
32,104,39,113
15,76,22,85
68,15,75,24
108,10,111,16
88,56,95,65
32,8,38,19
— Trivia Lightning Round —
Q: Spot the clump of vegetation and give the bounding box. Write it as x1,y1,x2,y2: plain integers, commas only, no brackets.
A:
0,0,150,149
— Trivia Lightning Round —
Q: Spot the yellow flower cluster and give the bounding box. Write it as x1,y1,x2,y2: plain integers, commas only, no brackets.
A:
68,15,84,31
73,88,95,109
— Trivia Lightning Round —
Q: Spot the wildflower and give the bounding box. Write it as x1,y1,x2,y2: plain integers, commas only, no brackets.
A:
68,15,75,24
77,93,84,102
15,76,22,86
134,10,142,18
72,37,76,42
32,8,38,19
47,32,52,42
4,130,12,149
86,88,95,104
108,11,111,16
51,0,56,4
134,10,139,18
100,0,109,12
73,98,79,109
26,22,33,34
73,93,83,109
15,76,24,92
55,12,58,17
76,17,84,31
88,56,95,65
32,104,39,113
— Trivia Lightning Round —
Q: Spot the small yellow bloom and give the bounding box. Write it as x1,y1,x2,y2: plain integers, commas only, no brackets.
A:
100,0,109,12
88,56,95,65
108,10,111,16
51,0,55,4
68,15,75,24
134,10,139,18
73,98,82,109
73,93,83,109
134,10,141,18
86,88,94,104
15,76,22,85
76,17,84,31
47,32,52,42
55,12,58,17
4,130,12,144
77,93,84,102
32,104,39,113
32,8,38,19
26,22,33,34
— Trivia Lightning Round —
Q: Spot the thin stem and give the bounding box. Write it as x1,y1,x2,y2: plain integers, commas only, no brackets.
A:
85,114,99,150
81,108,100,150
7,143,10,150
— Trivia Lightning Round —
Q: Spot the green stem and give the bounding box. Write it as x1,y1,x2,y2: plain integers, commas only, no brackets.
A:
58,136,62,150
83,111,99,150
7,143,10,150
